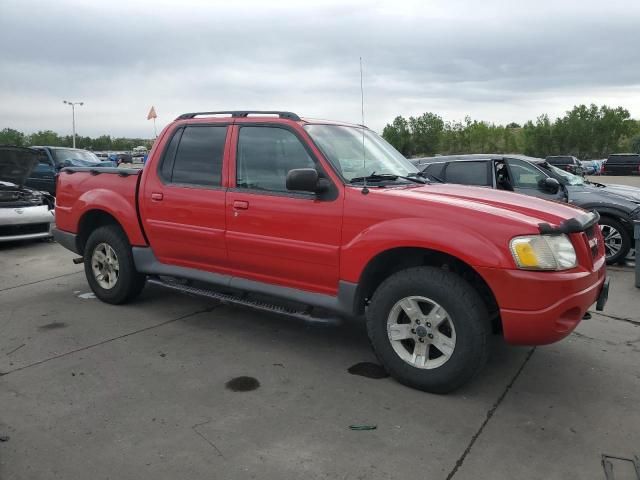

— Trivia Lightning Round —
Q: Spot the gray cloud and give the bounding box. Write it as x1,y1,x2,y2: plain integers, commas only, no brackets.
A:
1,0,639,138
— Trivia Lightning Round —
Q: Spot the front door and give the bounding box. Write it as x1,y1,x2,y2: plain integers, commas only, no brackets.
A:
225,125,343,295
139,124,231,272
504,158,565,201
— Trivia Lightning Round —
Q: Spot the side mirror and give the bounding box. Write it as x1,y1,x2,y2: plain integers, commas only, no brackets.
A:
539,177,560,194
286,168,327,193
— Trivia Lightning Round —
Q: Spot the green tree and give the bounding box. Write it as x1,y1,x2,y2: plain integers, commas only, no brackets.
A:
408,112,444,156
382,116,413,156
0,128,26,146
28,130,65,146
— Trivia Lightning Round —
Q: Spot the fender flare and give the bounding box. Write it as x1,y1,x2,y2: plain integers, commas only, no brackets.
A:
74,188,146,246
340,218,512,283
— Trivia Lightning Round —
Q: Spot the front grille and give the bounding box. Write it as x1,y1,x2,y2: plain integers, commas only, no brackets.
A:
0,223,50,237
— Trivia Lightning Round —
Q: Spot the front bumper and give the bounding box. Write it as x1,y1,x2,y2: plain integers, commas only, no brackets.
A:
0,205,55,242
478,261,607,345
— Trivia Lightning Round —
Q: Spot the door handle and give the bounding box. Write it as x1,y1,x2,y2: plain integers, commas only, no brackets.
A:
151,192,163,201
233,200,249,210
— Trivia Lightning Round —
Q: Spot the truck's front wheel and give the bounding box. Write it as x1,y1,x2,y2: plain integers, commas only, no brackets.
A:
84,225,146,304
366,267,490,394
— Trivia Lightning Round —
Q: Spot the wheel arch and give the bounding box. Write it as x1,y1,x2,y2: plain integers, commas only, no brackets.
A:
354,247,501,331
76,209,127,255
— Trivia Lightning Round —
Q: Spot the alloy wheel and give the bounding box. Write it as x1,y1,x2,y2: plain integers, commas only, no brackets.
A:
91,242,120,289
387,296,457,369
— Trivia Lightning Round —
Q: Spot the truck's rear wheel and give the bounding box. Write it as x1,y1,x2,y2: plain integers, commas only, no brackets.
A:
84,225,146,304
366,267,490,394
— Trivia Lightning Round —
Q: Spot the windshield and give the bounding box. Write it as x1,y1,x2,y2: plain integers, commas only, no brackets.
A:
542,163,585,186
304,124,418,183
52,148,101,166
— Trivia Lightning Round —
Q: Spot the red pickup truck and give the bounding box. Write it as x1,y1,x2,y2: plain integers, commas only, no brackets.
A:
53,110,609,393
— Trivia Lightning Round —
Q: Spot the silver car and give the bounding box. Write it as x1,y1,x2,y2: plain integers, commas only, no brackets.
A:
0,146,55,242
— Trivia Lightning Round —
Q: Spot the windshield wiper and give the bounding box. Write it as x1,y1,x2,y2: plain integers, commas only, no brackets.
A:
349,173,426,185
585,179,606,188
409,171,443,183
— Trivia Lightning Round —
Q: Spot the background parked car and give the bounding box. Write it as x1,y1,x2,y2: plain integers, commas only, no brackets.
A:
413,154,640,264
27,146,116,195
546,155,584,176
108,152,133,165
0,146,55,242
603,153,640,176
580,159,605,176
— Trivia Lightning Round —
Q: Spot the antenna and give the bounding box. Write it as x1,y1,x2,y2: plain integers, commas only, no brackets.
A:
360,57,369,194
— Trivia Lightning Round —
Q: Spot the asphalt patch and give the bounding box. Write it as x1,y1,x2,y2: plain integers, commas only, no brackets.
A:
225,376,260,392
347,362,389,379
38,322,67,330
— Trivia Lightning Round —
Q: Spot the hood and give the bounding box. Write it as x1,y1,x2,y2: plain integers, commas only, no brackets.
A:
382,183,591,231
597,183,640,203
568,183,640,212
0,146,40,187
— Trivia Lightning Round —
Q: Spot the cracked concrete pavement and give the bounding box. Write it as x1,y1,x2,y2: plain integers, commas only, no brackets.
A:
0,241,638,479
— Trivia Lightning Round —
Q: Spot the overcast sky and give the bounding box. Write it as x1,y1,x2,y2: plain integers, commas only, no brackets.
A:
1,0,639,138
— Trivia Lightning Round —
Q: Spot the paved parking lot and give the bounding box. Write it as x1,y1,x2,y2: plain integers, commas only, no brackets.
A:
1,239,638,480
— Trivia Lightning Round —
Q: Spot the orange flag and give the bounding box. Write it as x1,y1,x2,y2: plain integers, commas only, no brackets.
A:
147,106,157,120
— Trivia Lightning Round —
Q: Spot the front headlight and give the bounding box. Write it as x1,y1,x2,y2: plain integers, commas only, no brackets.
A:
510,234,577,271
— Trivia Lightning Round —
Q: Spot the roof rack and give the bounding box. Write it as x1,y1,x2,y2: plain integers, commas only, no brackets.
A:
176,110,301,121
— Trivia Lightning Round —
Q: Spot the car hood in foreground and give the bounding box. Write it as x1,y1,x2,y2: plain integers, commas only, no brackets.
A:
0,146,40,187
379,183,592,231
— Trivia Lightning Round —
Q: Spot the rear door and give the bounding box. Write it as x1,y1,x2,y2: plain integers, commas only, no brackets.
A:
140,124,231,272
443,161,492,187
225,124,343,295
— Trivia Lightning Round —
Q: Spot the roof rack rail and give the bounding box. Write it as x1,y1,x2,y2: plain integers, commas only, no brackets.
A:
176,111,301,121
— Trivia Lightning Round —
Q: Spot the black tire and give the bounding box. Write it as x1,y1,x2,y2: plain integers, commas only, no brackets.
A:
84,225,146,304
366,267,490,394
599,216,631,265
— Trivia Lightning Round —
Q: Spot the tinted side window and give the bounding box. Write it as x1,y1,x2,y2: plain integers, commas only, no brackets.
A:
236,127,315,192
445,161,489,186
160,128,182,181
507,159,546,188
170,126,226,186
33,150,51,166
424,162,445,179
608,155,640,164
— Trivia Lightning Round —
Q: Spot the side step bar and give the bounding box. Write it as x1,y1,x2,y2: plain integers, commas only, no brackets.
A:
147,276,341,326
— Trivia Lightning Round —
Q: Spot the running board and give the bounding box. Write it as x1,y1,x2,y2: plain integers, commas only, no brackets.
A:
147,277,341,326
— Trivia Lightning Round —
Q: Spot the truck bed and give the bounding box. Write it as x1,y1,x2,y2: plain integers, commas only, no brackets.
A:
54,167,147,248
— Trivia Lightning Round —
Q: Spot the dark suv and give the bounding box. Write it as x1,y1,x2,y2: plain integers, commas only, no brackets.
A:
414,154,640,264
604,153,640,176
546,156,584,176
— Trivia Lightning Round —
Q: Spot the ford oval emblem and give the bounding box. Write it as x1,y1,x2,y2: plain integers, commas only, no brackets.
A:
15,208,24,214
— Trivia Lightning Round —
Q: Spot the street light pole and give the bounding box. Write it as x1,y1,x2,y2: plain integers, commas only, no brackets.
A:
63,100,84,148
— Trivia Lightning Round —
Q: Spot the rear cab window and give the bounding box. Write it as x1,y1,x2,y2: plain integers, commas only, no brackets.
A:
546,156,572,165
607,154,640,164
159,125,227,187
